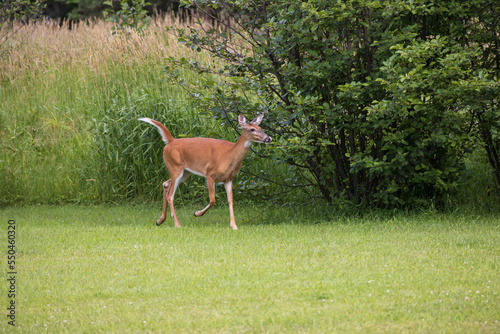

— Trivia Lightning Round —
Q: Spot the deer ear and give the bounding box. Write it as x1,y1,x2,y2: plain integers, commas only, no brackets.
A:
250,114,264,125
238,114,246,126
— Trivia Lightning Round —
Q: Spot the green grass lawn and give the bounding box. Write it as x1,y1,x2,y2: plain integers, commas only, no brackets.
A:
1,205,499,333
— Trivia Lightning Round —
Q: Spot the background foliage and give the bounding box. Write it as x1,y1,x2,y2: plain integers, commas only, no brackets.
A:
0,0,499,211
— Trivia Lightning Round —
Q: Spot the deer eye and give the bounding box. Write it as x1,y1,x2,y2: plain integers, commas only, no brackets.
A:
250,128,256,132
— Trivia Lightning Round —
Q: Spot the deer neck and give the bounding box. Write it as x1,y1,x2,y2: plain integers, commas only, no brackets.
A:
230,133,252,163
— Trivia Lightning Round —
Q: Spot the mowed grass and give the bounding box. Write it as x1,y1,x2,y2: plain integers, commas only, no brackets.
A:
0,205,499,333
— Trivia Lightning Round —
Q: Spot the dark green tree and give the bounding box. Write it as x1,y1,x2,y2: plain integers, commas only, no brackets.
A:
166,0,500,206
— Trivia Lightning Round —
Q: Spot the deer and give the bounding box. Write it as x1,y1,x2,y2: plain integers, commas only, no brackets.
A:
138,114,272,230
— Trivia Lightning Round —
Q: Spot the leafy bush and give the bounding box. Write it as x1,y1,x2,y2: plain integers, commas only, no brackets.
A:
166,0,500,207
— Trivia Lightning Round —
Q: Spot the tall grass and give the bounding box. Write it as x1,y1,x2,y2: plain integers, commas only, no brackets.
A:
0,19,181,204
0,19,230,205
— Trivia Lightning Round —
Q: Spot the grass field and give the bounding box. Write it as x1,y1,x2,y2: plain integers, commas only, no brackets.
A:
1,205,498,333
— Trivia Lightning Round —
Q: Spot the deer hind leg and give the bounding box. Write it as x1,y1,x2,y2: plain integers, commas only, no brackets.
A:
194,177,216,217
165,170,190,228
156,180,171,226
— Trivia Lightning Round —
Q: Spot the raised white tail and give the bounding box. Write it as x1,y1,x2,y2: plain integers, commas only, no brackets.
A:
139,114,272,230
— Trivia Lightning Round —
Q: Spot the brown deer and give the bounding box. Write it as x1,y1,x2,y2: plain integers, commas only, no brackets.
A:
139,114,272,230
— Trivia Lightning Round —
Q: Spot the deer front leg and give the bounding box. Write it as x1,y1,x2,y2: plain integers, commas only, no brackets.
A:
166,172,184,228
225,181,238,230
156,180,171,226
194,177,216,217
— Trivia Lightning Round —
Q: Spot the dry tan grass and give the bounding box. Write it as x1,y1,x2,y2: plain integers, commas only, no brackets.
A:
1,16,198,84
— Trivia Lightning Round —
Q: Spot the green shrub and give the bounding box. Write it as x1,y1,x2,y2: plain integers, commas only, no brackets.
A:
167,0,500,208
